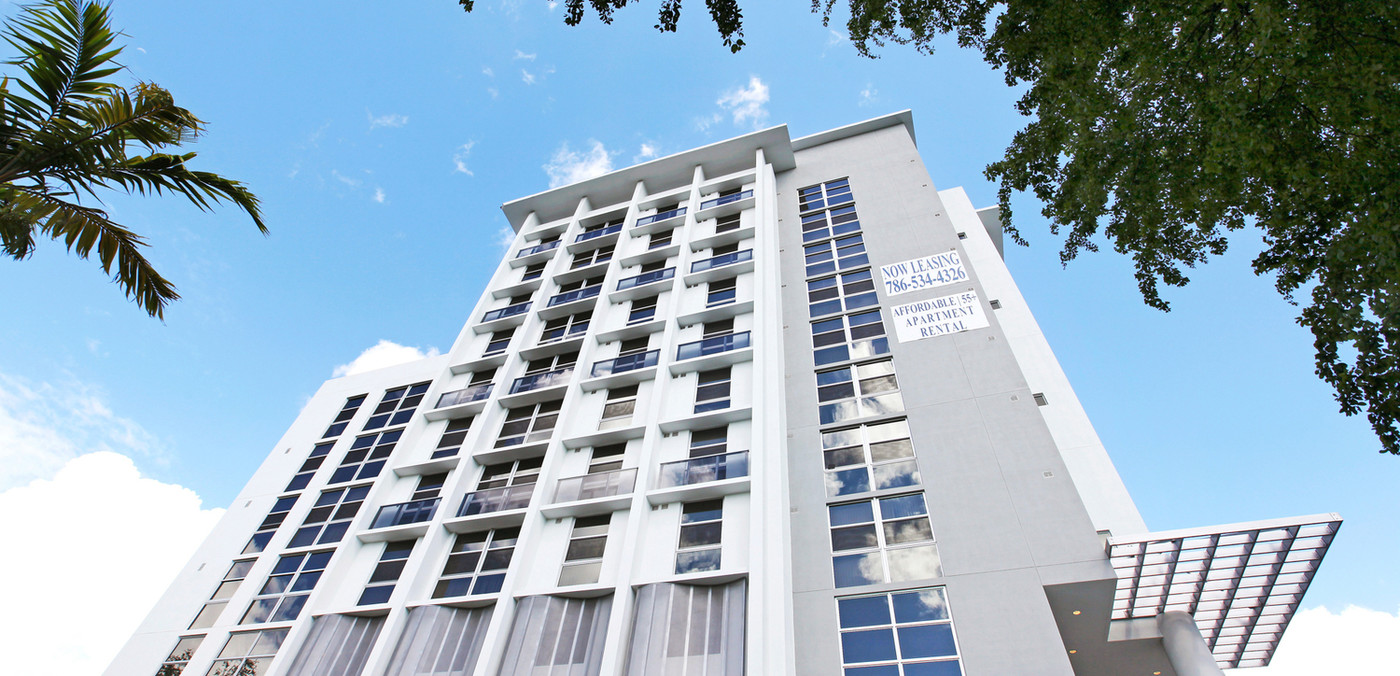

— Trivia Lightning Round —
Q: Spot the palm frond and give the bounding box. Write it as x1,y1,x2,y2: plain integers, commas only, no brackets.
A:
96,152,267,233
3,0,121,116
7,185,179,318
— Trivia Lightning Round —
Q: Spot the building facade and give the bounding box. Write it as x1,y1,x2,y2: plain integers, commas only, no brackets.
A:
108,113,1339,676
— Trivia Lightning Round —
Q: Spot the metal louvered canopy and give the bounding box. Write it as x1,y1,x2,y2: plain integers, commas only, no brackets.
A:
1108,514,1342,669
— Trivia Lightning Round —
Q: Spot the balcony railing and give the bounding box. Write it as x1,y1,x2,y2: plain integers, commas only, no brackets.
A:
547,284,602,307
510,367,574,394
553,467,637,503
436,383,494,409
699,190,753,210
676,331,751,361
635,207,686,227
575,222,622,243
657,451,750,488
516,239,561,259
457,484,534,517
616,267,675,291
690,249,753,274
370,497,441,529
539,325,588,345
590,350,660,378
482,301,531,322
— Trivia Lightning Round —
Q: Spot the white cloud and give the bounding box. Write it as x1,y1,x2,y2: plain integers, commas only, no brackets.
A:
367,110,409,129
1239,605,1400,675
487,86,500,99
514,49,537,61
454,141,477,175
717,75,770,129
521,69,536,85
826,29,847,48
495,224,517,252
859,84,878,107
0,452,223,676
332,340,441,378
694,112,723,132
373,187,386,204
634,142,659,162
482,66,494,77
0,373,160,491
331,169,361,187
544,140,614,188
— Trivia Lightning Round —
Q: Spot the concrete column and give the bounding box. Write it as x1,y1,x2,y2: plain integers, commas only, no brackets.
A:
1158,611,1225,676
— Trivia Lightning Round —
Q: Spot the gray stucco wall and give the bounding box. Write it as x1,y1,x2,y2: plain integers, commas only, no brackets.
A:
776,123,1109,675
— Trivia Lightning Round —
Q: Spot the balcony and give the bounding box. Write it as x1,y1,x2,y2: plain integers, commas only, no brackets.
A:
359,497,441,542
424,383,493,421
542,467,638,519
583,350,660,392
446,484,534,531
672,331,753,375
483,301,531,322
500,367,574,406
649,451,752,505
541,285,602,319
515,239,560,259
612,267,675,302
690,249,752,274
571,221,623,248
686,249,754,285
699,190,753,211
634,207,686,229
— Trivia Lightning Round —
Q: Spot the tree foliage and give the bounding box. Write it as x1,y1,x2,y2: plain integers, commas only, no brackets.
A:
458,0,745,52
0,0,265,319
466,1,1400,454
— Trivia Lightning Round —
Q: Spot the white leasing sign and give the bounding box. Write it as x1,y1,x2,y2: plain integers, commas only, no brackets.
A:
890,290,990,342
879,251,968,297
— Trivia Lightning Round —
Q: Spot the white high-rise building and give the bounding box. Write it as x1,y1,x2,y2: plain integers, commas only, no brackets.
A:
108,112,1340,676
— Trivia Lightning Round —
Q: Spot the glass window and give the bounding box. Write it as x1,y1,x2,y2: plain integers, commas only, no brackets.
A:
495,400,562,447
363,382,431,430
155,635,204,675
244,494,300,555
707,277,737,307
205,628,288,676
695,367,732,413
240,551,333,624
808,269,878,318
676,499,724,574
571,244,615,269
328,429,402,484
805,232,872,279
837,587,961,675
485,328,515,355
322,394,366,439
431,417,473,459
286,484,370,547
600,385,639,430
477,457,542,489
434,528,520,598
822,419,920,497
798,178,852,213
817,360,904,426
285,441,334,492
358,540,415,606
828,494,941,588
801,204,862,243
540,312,592,343
649,230,673,250
522,261,547,281
812,309,890,367
689,427,728,458
560,515,610,586
189,560,255,630
629,295,659,324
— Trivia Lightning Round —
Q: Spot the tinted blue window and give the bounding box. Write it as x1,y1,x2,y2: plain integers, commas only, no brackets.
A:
898,624,957,659
892,589,950,623
902,660,961,676
879,494,927,519
838,596,890,628
839,628,896,663
829,501,874,526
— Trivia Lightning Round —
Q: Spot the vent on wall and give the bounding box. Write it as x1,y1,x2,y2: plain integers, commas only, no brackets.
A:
1033,393,1049,406
989,299,1002,309
957,232,967,239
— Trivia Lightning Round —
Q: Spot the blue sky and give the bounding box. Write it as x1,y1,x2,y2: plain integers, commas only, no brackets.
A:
0,1,1395,674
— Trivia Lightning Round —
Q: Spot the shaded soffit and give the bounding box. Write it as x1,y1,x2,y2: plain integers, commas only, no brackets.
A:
1108,514,1342,669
